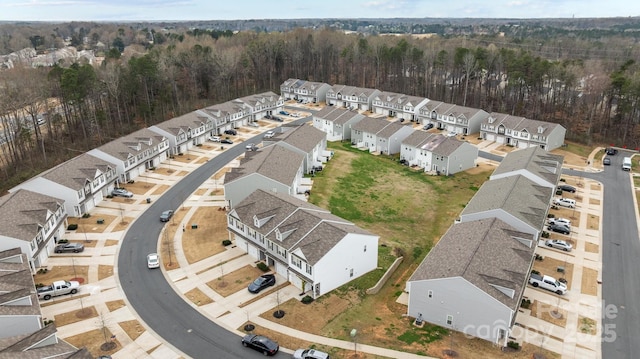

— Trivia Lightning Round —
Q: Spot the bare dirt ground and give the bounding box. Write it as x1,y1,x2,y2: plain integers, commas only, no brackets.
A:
182,206,229,264
98,265,113,280
531,300,568,327
581,267,599,295
119,319,146,340
54,306,98,326
533,256,573,289
184,287,214,306
584,242,599,253
105,299,126,312
34,265,89,285
64,328,120,358
205,264,263,298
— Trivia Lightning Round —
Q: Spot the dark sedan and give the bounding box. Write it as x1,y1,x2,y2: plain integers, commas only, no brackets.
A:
248,273,276,293
241,334,279,356
548,223,571,235
55,243,85,253
557,184,576,193
221,139,233,144
160,210,174,222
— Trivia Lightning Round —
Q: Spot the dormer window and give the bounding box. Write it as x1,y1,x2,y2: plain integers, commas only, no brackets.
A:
253,214,275,228
538,126,544,134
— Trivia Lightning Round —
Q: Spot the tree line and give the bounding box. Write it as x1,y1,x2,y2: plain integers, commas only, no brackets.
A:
1,25,639,194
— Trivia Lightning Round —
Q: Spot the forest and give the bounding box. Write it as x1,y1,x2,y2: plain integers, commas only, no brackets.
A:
0,20,639,193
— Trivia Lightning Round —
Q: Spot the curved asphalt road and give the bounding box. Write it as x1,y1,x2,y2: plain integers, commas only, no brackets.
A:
483,150,640,358
117,118,309,359
118,136,637,359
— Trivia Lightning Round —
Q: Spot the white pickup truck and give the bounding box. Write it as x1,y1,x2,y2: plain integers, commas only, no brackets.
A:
529,273,567,295
37,280,80,300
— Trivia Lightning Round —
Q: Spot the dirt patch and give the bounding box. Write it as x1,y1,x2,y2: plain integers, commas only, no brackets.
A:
578,316,597,335
64,328,120,358
182,207,229,264
195,157,209,164
54,306,98,326
176,170,189,176
172,154,197,163
584,242,599,253
68,215,118,233
105,299,126,312
122,181,156,195
34,265,89,285
581,267,599,295
159,207,191,270
533,257,573,290
113,217,136,232
109,196,136,205
586,214,599,230
185,287,214,306
548,205,580,223
590,183,601,191
213,167,231,180
151,184,170,195
119,319,146,340
589,198,601,205
194,188,208,196
466,161,496,175
154,167,176,176
39,293,90,307
105,239,119,246
206,264,263,298
530,300,568,327
98,265,113,281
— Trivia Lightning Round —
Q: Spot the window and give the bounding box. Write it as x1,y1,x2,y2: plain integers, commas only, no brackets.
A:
428,290,433,298
364,245,367,252
446,315,453,325
350,268,354,277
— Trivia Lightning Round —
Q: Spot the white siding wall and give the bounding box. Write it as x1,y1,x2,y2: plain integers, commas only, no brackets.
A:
407,277,512,344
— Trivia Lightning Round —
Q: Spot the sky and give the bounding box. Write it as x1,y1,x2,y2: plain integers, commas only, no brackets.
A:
1,0,639,22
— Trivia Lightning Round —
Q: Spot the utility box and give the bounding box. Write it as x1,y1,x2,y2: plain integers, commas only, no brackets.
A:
191,224,198,229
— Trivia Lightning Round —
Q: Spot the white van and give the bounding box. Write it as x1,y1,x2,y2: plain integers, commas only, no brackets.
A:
622,157,632,171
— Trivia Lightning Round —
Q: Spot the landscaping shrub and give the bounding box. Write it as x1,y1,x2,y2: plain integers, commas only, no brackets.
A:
559,178,566,182
57,239,68,244
507,341,520,350
256,262,269,272
67,224,78,230
520,299,532,309
222,239,232,246
82,213,91,218
531,269,540,275
301,295,314,304
547,213,555,218
541,231,550,238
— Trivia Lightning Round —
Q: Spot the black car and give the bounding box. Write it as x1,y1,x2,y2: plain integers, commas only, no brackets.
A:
399,159,409,166
54,243,85,253
548,223,571,235
221,139,233,144
241,334,279,356
224,129,237,135
160,210,174,222
557,184,576,193
271,116,283,122
606,148,618,155
248,273,276,293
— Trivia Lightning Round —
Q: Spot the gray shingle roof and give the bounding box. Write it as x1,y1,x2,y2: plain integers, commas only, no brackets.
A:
431,137,468,157
461,175,552,231
0,323,91,359
377,121,407,138
34,153,113,191
95,128,166,161
152,111,208,135
492,146,563,186
314,107,363,125
237,91,280,107
408,218,535,311
202,100,247,119
352,117,392,134
486,112,565,138
402,131,437,147
276,124,326,153
0,190,64,242
224,145,304,186
375,91,426,107
231,189,374,265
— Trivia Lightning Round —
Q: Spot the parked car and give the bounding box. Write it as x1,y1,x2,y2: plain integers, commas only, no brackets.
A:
54,243,85,253
603,157,611,165
221,139,233,144
547,223,571,235
271,116,283,122
248,121,259,127
224,129,237,135
291,113,301,117
423,123,434,130
606,148,618,155
553,197,575,208
548,217,571,226
37,280,80,300
446,131,457,137
557,184,576,193
279,110,289,115
241,334,279,356
529,273,567,295
545,239,573,252
293,348,331,359
147,253,160,268
248,273,276,293
399,159,409,166
112,188,133,198
264,130,275,139
245,143,258,151
160,210,174,222
208,135,221,142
